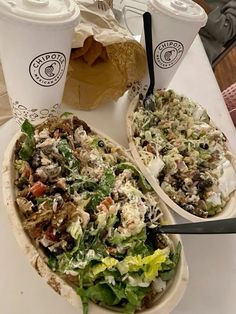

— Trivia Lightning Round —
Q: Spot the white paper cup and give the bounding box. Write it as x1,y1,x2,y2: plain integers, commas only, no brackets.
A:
138,0,207,91
0,0,80,125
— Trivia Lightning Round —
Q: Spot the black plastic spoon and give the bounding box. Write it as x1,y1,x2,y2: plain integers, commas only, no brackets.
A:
143,12,156,111
155,218,236,234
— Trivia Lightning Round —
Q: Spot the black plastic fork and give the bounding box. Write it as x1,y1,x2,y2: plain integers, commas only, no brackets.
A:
155,218,236,234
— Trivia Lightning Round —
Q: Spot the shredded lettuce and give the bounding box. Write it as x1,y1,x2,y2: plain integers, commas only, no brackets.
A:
58,139,80,170
69,177,98,194
116,162,152,193
35,197,53,205
60,112,73,118
86,168,115,211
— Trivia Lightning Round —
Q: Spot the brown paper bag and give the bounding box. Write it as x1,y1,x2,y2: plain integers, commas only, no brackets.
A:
63,0,147,110
0,64,11,126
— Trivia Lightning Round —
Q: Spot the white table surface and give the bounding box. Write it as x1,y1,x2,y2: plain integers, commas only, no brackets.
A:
1,35,236,314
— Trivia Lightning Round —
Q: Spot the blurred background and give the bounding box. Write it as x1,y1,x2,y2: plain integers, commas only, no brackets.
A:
214,48,235,91
112,0,236,91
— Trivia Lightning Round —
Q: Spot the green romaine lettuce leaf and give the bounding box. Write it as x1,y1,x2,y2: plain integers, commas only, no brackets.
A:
19,120,35,161
117,247,170,282
92,257,118,277
78,282,148,314
124,285,148,306
77,288,89,314
159,242,182,281
21,118,34,137
85,283,118,306
142,247,169,281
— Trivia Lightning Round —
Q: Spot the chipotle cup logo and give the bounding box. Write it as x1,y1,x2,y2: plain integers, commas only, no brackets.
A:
154,40,184,69
29,52,66,87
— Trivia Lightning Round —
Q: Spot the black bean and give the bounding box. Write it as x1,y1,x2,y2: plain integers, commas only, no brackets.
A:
199,143,209,149
65,236,75,251
60,134,67,139
52,247,64,255
90,214,97,222
51,186,65,195
133,128,139,137
98,140,105,147
104,146,111,154
162,128,169,135
142,140,149,147
192,172,201,181
31,149,41,169
184,204,195,212
198,178,213,191
204,178,213,187
33,173,41,182
198,180,206,190
158,171,165,183
174,178,184,190
153,117,160,125
42,224,49,231
182,184,189,192
160,147,169,155
179,148,188,156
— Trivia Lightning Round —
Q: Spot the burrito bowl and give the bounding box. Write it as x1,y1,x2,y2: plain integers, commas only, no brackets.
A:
2,115,188,314
127,89,236,222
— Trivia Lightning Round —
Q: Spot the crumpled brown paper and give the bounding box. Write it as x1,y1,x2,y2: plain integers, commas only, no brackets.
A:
63,0,147,110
